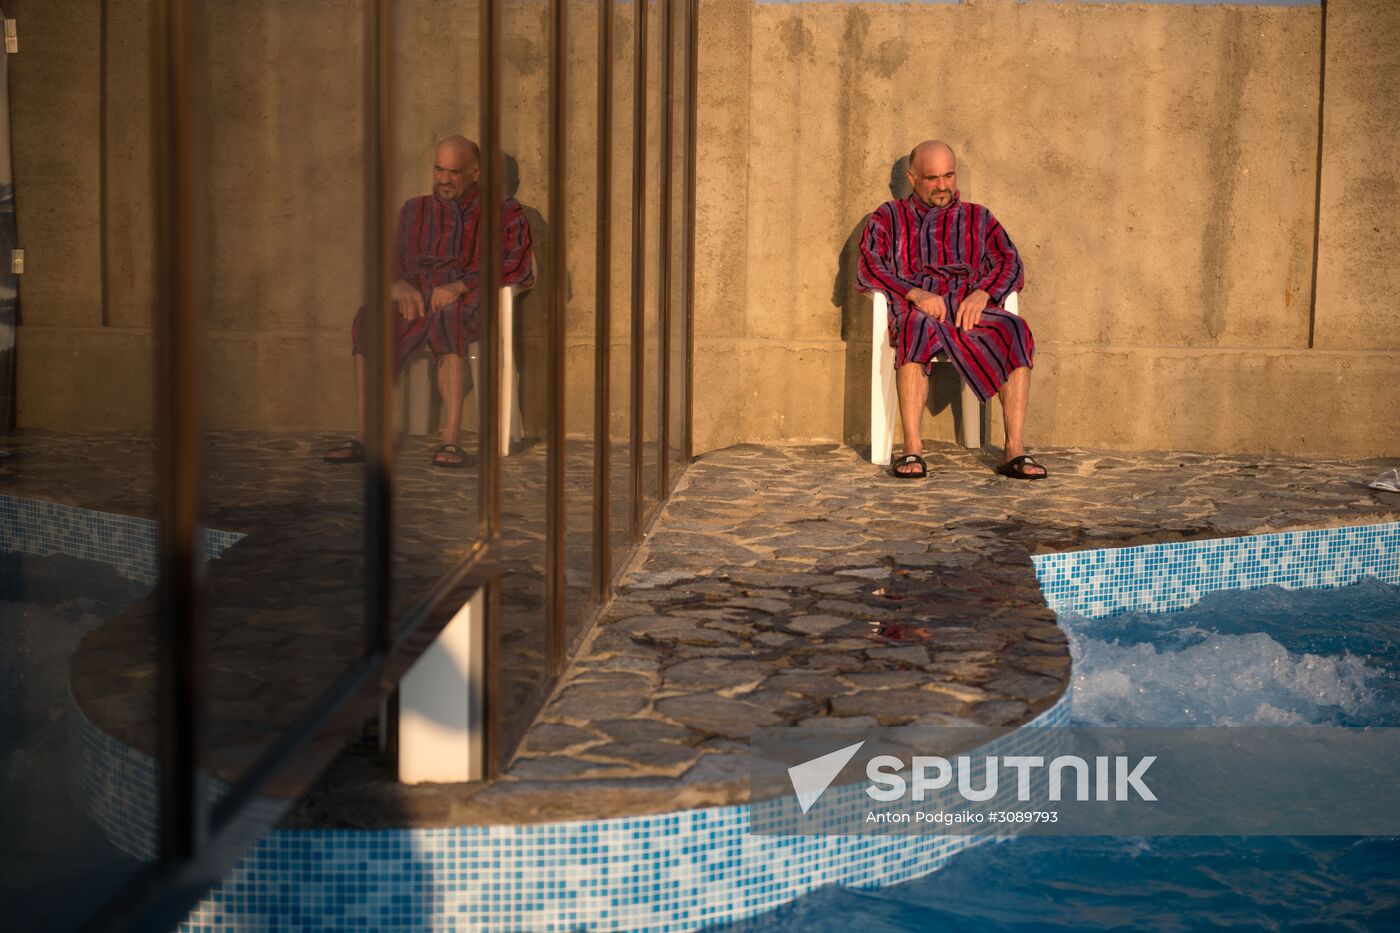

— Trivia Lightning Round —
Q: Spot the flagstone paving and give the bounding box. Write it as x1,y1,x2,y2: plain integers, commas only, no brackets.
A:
289,442,1400,827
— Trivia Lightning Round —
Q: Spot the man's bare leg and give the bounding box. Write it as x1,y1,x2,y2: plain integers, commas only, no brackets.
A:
997,365,1045,476
895,362,929,475
434,353,468,465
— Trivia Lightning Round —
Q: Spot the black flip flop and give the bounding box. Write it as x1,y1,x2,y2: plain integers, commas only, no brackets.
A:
996,454,1048,480
432,443,469,469
891,453,928,479
323,440,365,464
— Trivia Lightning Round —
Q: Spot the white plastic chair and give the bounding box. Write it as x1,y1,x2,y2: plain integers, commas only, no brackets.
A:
869,289,1020,466
402,269,532,457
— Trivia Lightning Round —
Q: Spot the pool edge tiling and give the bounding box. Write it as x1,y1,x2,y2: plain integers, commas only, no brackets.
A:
1032,521,1400,619
179,693,1072,933
0,494,244,586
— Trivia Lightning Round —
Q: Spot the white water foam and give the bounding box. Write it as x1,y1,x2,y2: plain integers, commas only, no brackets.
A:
1067,625,1380,727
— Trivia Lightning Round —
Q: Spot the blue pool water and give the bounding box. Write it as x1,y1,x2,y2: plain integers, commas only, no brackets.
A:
729,578,1400,931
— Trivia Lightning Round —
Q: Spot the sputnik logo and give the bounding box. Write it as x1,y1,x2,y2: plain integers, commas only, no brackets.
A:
787,741,865,814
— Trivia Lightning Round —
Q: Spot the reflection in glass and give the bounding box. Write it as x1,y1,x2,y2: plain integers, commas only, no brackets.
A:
564,1,601,650
641,0,663,523
669,0,690,492
0,1,157,924
194,1,369,801
496,0,553,757
388,0,487,622
609,0,635,577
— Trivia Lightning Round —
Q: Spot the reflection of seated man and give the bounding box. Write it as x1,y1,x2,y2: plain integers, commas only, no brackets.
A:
858,139,1047,480
324,135,534,468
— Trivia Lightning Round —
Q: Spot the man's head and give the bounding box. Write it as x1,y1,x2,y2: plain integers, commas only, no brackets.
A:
906,140,957,208
433,135,481,201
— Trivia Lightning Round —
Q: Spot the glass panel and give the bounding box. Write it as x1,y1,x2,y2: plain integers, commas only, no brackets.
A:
195,1,368,799
608,0,634,580
564,0,601,651
668,0,689,492
496,0,552,756
0,2,158,924
640,0,662,523
389,0,482,616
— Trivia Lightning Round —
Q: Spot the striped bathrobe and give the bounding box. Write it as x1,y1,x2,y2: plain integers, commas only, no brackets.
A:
353,187,534,371
857,192,1033,402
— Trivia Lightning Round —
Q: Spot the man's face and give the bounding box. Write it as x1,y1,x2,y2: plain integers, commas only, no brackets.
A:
433,144,479,201
908,150,957,208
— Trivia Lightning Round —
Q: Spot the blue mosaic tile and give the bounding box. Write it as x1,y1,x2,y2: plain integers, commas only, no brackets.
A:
1031,522,1399,619
0,495,244,587
172,696,1071,932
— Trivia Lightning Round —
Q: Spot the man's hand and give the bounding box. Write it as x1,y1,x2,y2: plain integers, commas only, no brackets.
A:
392,280,425,320
955,289,990,331
905,287,946,323
430,280,468,312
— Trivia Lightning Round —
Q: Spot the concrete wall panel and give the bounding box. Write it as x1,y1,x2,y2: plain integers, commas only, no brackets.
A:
1016,343,1400,458
5,0,1396,461
1313,0,1400,351
8,0,102,329
15,327,152,431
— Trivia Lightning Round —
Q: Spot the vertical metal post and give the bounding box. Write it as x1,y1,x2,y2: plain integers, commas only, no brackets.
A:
547,0,567,671
99,0,110,327
593,0,613,601
152,0,205,860
479,0,504,776
629,0,647,540
683,0,698,465
657,0,673,501
364,0,394,659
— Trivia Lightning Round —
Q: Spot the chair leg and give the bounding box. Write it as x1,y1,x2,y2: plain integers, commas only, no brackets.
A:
957,381,982,448
405,356,433,436
869,293,897,466
500,288,515,457
466,345,481,439
510,365,524,445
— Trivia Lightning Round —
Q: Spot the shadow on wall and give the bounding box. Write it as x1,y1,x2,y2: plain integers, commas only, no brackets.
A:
831,154,970,455
502,153,552,444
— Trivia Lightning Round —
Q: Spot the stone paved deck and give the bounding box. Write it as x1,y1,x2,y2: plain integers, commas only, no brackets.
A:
289,442,1400,828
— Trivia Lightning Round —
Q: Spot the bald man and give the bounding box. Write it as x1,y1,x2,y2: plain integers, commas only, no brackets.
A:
858,140,1046,479
324,136,533,467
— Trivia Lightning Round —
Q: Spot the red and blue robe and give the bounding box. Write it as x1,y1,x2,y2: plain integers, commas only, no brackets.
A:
857,191,1033,401
353,187,534,371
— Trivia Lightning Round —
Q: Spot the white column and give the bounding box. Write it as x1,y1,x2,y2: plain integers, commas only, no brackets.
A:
869,292,898,465
397,589,485,784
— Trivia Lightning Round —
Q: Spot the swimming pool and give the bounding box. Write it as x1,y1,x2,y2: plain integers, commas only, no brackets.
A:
733,524,1400,931
0,496,246,929
0,551,148,931
22,498,1395,930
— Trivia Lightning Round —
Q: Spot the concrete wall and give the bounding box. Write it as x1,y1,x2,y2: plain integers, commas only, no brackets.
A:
6,0,1398,457
690,0,1400,457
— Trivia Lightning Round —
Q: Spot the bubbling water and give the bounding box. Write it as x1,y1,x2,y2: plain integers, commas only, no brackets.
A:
1060,579,1400,728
